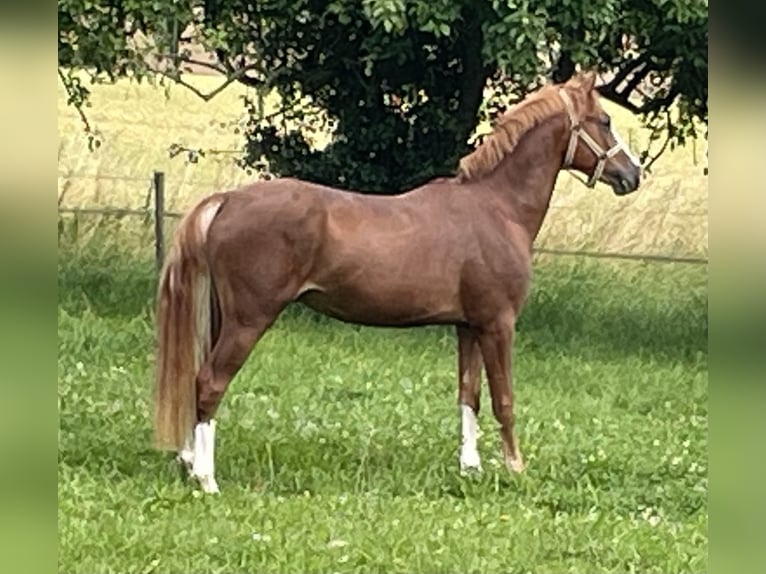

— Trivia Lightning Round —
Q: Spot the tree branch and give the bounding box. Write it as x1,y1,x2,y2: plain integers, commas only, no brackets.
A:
215,48,235,74
638,83,680,114
211,47,276,90
621,63,652,99
169,55,228,75
58,68,94,134
597,86,642,113
596,52,653,109
153,53,265,101
597,53,681,116
612,53,649,90
643,110,674,172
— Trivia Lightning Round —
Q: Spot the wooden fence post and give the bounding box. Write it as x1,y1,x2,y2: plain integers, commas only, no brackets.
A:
153,171,165,273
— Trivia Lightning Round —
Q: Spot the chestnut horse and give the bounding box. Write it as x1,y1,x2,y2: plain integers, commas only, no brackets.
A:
154,71,641,493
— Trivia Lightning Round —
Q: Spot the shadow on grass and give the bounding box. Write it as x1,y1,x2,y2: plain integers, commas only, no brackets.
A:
58,247,707,365
58,426,162,482
516,257,707,365
58,418,438,497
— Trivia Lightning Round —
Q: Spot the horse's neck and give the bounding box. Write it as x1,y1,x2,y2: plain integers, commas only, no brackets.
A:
487,119,566,242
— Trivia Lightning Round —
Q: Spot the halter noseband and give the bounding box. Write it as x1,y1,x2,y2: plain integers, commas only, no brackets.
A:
558,88,623,188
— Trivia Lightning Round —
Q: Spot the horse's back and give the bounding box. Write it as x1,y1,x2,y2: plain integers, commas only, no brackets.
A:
217,176,458,235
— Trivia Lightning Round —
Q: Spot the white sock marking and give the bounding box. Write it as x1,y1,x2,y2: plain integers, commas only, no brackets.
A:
192,420,219,493
459,404,481,471
178,431,194,467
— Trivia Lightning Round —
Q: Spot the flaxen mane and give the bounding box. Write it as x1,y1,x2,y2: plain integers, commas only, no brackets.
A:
456,80,589,182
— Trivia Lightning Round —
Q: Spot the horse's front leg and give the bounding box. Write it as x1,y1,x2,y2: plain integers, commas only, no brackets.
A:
476,313,525,474
457,325,484,472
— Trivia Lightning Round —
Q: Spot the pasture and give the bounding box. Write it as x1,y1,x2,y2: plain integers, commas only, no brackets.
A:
58,74,708,573
58,232,707,574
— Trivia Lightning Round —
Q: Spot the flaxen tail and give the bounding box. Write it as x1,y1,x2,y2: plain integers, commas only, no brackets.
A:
153,194,224,451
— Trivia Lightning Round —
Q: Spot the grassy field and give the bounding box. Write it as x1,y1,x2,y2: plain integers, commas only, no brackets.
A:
57,228,707,573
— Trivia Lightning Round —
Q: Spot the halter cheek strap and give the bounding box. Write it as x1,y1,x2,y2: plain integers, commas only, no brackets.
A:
558,88,623,188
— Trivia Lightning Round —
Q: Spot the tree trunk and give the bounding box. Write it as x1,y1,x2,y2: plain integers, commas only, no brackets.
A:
553,51,576,84
454,6,491,156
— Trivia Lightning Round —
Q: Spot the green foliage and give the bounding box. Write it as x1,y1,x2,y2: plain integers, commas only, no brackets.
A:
58,231,708,573
58,0,708,192
224,1,490,192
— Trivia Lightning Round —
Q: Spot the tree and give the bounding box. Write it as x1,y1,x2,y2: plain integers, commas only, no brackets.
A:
58,0,708,193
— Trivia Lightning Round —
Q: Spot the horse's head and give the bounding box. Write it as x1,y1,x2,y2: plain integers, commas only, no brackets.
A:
558,71,642,196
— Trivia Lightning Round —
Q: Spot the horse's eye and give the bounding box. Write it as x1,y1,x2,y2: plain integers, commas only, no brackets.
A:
602,116,611,128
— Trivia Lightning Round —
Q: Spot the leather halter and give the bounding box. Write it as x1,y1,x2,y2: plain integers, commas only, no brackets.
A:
558,88,623,188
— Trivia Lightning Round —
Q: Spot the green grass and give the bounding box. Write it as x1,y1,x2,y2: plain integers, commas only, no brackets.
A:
58,226,707,574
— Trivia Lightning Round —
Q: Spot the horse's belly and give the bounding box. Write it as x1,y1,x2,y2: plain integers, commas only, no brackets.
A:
296,283,462,327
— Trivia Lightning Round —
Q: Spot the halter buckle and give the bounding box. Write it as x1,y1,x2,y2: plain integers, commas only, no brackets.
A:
558,88,620,189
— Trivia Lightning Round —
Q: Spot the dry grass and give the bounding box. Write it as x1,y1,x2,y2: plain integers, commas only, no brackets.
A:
57,74,707,258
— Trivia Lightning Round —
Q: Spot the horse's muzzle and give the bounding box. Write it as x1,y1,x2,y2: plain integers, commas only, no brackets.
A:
608,163,641,196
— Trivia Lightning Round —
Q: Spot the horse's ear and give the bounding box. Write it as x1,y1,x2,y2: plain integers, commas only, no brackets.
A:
564,69,597,92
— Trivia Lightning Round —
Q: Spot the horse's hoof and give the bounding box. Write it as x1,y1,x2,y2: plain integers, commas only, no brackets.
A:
176,455,193,473
197,475,220,494
460,463,483,476
506,457,525,474
459,447,482,474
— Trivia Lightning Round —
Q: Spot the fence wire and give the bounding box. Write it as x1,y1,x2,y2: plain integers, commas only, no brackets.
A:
57,172,708,267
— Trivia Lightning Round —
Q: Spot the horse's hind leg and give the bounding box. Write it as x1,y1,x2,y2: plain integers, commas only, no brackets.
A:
190,315,276,493
457,325,483,472
178,282,224,471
